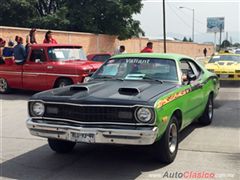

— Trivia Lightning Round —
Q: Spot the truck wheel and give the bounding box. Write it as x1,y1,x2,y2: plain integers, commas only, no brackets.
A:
0,78,10,94
152,116,179,164
55,78,73,88
199,95,213,125
48,139,76,153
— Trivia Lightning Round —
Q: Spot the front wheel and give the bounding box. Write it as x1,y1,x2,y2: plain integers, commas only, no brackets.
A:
0,78,10,94
199,95,214,125
48,139,76,153
55,78,73,88
152,116,179,164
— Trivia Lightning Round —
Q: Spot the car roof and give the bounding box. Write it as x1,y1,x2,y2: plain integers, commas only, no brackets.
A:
30,44,83,48
214,53,240,56
111,53,192,61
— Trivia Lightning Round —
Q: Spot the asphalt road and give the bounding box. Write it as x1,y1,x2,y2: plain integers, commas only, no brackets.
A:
0,81,239,180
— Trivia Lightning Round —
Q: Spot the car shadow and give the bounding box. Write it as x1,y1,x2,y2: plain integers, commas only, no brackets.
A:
220,81,240,88
1,90,36,101
0,123,202,180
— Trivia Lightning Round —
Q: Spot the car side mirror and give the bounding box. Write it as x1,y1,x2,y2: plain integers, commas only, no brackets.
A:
35,59,42,63
187,73,197,81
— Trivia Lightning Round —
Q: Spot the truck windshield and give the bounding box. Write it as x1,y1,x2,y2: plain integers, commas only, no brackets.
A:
48,47,87,61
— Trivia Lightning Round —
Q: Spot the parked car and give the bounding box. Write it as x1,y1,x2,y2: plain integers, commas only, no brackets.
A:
0,44,102,93
205,53,240,80
235,49,240,54
26,53,219,164
87,53,111,62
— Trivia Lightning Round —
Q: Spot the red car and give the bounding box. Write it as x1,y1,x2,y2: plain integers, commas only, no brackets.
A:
0,44,102,93
87,53,112,62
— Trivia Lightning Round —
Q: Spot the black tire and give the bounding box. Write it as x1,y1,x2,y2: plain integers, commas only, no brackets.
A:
55,78,73,88
152,116,179,164
48,139,76,153
0,78,11,94
199,94,214,125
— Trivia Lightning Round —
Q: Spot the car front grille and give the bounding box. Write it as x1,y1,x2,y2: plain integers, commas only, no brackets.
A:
43,104,139,124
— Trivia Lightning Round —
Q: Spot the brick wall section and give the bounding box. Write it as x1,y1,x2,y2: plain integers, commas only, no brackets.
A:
0,26,214,58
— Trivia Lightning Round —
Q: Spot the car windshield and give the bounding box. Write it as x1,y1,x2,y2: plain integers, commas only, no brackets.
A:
48,47,87,61
209,55,240,63
92,58,178,82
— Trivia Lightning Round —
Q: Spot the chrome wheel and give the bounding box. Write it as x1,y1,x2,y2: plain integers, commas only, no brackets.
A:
208,99,213,119
58,82,66,87
0,78,8,93
168,123,177,153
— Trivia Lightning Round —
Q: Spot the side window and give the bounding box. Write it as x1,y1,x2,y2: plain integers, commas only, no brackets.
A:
180,60,194,75
188,61,202,78
30,49,46,62
92,55,111,62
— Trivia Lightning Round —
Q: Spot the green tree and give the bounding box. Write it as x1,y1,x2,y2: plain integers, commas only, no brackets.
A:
0,0,36,27
188,37,192,42
0,0,144,40
221,40,231,48
182,37,188,42
66,0,144,40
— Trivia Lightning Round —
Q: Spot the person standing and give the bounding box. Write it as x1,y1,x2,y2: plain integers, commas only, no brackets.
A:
26,28,37,44
13,37,27,64
141,42,153,53
119,45,127,54
203,48,207,57
43,30,57,44
26,28,37,53
3,41,14,64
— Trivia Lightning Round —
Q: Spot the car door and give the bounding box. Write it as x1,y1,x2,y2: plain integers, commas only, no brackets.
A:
180,59,204,126
22,48,47,91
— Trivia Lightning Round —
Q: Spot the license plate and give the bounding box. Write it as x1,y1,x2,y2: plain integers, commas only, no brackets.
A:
220,74,229,78
70,132,95,143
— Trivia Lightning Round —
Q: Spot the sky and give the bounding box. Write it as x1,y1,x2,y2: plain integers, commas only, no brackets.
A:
134,0,240,43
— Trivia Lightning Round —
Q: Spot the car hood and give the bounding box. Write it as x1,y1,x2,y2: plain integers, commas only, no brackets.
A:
57,60,102,69
206,61,240,72
31,80,179,106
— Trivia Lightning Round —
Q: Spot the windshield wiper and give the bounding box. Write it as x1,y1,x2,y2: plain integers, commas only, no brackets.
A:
142,76,163,83
94,76,124,81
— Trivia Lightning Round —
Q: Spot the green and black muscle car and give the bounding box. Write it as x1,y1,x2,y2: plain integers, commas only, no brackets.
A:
27,53,219,164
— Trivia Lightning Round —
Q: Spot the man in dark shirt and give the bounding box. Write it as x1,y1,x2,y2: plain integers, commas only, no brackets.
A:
13,37,27,64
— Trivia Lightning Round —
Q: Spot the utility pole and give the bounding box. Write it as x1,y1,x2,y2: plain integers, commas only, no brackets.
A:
219,24,223,51
163,0,166,53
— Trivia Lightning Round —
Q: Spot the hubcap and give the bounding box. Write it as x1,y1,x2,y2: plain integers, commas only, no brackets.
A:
59,82,66,87
168,123,177,153
208,99,213,119
0,78,8,92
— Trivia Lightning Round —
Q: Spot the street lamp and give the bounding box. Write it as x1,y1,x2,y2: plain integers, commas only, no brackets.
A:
179,6,195,42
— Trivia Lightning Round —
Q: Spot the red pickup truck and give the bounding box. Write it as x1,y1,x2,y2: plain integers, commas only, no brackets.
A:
0,44,102,93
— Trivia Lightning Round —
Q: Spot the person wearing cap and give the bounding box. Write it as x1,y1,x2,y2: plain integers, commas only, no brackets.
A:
13,37,27,64
3,41,15,65
43,30,57,44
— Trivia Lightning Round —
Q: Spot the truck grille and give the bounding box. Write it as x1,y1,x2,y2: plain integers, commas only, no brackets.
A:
44,104,138,124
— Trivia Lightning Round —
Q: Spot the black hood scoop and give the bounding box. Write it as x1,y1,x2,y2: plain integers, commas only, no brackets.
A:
54,86,89,96
70,86,88,92
118,87,140,96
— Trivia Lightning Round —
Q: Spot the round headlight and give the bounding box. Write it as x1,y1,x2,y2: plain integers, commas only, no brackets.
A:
32,102,45,116
136,107,153,123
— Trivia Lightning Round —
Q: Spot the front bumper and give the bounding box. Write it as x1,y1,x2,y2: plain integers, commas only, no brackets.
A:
26,118,158,145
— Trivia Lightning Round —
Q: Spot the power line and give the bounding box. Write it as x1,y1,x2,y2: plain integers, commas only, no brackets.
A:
167,3,205,35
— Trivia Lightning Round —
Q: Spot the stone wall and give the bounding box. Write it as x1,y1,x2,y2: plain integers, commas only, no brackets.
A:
0,26,214,58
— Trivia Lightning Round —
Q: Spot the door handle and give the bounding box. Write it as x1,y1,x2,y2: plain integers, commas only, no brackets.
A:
197,83,203,88
47,66,53,69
